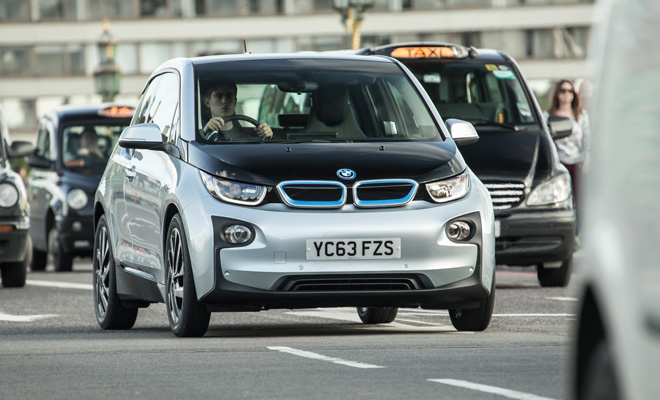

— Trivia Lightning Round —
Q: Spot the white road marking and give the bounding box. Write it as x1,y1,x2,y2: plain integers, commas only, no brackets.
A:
493,313,574,317
27,280,93,291
547,296,578,302
267,346,384,369
0,312,58,322
429,379,557,400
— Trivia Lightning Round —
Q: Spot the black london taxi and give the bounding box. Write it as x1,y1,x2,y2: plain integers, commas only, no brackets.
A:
26,104,134,271
359,43,575,287
0,105,35,287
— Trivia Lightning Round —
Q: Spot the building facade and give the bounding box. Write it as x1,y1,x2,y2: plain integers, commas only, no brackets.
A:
0,0,595,139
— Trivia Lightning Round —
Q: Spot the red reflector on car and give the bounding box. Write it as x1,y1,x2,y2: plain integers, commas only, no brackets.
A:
0,225,15,233
99,106,135,118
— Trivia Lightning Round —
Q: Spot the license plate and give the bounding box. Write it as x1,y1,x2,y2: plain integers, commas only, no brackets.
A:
306,238,401,260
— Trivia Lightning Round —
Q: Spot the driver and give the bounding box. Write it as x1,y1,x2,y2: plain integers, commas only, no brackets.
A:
203,81,273,141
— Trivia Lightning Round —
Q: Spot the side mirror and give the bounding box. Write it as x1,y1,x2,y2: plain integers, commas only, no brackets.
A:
8,140,35,158
445,118,479,146
25,155,55,170
118,123,180,158
547,116,572,139
118,123,163,149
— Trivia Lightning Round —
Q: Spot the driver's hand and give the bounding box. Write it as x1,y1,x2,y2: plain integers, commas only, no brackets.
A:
255,123,273,139
204,116,226,133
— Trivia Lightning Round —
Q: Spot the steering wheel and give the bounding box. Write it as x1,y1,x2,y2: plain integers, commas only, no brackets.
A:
207,115,260,142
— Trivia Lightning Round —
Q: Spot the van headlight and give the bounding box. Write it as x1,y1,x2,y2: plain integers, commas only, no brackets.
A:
526,173,571,206
0,183,18,208
66,188,88,210
200,171,267,206
425,170,470,203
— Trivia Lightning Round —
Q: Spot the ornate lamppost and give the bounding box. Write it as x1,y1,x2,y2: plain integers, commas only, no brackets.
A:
93,18,121,102
332,0,374,50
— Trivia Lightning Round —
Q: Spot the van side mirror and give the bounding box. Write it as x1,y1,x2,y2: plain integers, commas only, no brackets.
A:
547,116,572,139
25,155,55,170
445,118,479,146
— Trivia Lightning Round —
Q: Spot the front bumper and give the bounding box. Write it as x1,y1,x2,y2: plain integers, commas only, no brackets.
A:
57,213,95,255
494,209,575,266
183,186,495,310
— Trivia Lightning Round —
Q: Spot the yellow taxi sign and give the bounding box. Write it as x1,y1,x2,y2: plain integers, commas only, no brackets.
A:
390,46,459,59
99,106,135,118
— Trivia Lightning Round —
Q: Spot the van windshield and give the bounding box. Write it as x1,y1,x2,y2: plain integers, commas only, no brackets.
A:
194,58,443,143
401,60,538,128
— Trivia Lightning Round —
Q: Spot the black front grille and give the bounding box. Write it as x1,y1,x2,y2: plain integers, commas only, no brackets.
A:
483,181,525,210
281,184,344,202
355,182,415,201
277,275,425,292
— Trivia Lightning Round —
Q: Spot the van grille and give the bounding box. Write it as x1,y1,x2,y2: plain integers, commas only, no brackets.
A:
483,181,525,210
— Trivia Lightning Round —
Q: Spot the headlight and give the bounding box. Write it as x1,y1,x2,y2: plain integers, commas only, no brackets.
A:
0,183,18,208
425,170,470,203
66,188,88,210
200,171,267,206
526,173,571,206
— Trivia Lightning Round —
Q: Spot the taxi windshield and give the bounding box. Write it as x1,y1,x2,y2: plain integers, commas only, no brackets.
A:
194,58,443,143
61,124,125,174
402,60,537,128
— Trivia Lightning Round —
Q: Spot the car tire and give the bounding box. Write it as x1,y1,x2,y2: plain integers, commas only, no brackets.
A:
582,339,620,400
49,226,73,272
356,307,398,324
537,257,572,288
0,235,31,288
449,273,495,332
165,214,210,337
93,215,138,330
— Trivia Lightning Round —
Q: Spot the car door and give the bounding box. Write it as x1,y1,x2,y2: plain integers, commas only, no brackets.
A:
26,119,57,251
124,72,180,279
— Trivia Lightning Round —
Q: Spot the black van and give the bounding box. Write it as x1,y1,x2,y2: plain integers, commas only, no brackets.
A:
360,43,575,287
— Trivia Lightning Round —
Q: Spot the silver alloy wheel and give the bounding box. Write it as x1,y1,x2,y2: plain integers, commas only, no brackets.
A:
167,227,184,326
95,225,110,319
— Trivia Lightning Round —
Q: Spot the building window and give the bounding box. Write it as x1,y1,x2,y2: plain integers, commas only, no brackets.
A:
1,98,37,131
0,0,30,21
141,0,170,16
0,47,31,76
36,0,79,20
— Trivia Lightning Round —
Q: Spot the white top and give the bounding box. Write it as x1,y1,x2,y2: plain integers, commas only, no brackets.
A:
544,110,590,165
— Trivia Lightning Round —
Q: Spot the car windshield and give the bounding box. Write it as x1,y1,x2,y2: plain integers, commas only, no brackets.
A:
401,60,537,128
61,124,125,174
194,58,443,143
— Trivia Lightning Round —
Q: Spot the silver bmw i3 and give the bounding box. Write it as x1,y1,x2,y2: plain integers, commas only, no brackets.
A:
93,53,495,337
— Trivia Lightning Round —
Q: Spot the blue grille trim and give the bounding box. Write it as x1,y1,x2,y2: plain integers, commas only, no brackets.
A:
353,179,419,208
276,181,347,209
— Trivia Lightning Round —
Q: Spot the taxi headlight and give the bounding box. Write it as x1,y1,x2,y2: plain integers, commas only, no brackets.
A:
425,170,470,203
526,173,571,206
66,188,88,210
200,171,267,206
0,183,18,208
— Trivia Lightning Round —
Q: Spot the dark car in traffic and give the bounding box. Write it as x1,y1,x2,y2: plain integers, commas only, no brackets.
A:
359,43,576,287
0,105,35,287
26,104,134,271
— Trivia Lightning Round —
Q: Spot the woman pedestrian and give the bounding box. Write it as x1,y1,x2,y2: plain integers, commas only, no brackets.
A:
545,80,590,244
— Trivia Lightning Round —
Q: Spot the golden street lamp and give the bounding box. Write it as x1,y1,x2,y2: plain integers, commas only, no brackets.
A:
93,18,121,102
332,0,374,50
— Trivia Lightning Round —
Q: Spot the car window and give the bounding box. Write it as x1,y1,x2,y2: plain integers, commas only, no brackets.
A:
35,122,52,160
194,58,443,143
133,75,161,126
408,61,537,127
61,124,126,174
149,72,180,142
